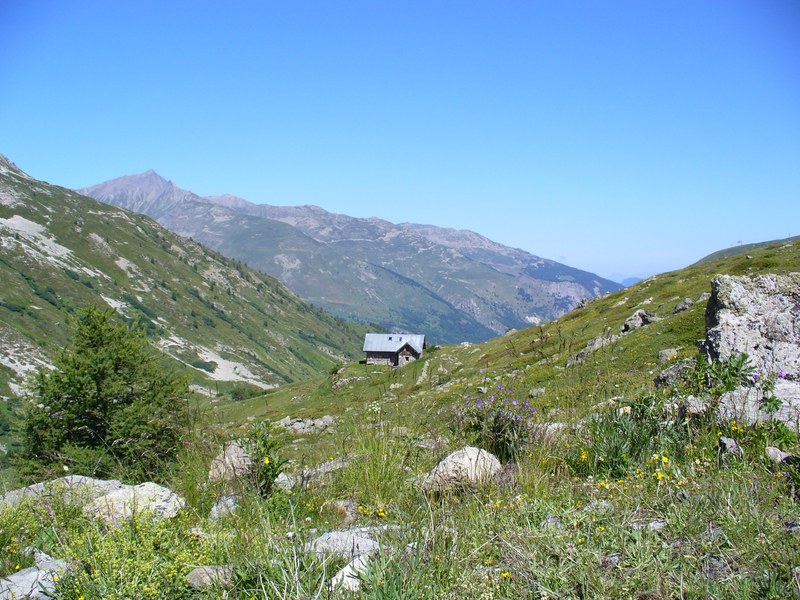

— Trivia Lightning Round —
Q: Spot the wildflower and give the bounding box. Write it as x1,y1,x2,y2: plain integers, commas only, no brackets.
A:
500,571,511,579
596,526,605,532
779,370,786,379
263,456,270,465
577,537,584,544
654,471,665,481
14,565,20,571
580,450,589,461
662,456,669,465
483,558,495,566
62,465,69,472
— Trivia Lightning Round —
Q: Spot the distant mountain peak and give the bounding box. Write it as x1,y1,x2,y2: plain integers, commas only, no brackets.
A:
81,170,623,342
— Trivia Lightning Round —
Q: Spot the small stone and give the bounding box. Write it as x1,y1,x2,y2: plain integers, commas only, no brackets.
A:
766,447,798,466
719,436,743,460
306,527,386,559
209,494,239,523
672,298,694,314
601,552,622,568
658,348,678,363
328,555,371,592
422,447,502,494
186,565,234,590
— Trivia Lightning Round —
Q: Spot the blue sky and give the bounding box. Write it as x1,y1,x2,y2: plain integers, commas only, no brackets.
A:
1,1,798,282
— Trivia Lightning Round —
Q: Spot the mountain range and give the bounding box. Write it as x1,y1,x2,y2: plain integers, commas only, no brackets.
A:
79,172,622,343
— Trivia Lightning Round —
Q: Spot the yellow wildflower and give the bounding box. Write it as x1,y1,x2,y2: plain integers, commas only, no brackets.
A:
500,571,511,579
263,456,270,465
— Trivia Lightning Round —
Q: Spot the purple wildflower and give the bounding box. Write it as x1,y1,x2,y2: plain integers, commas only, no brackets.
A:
779,370,786,379
512,400,518,406
476,401,484,409
753,373,759,382
497,384,503,390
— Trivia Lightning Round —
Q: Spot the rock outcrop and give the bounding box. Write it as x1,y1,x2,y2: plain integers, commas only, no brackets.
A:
276,415,336,434
704,273,800,426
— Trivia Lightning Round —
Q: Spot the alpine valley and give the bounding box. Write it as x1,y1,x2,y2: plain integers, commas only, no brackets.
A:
0,155,369,462
80,171,622,344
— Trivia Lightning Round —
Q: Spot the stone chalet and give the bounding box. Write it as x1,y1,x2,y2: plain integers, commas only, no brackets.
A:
362,333,426,367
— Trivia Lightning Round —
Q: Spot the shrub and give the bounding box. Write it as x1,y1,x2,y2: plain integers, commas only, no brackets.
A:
21,305,189,481
456,384,536,462
242,421,285,498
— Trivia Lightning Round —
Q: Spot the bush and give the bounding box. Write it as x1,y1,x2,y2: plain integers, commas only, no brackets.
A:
455,384,536,462
242,421,285,498
21,305,189,481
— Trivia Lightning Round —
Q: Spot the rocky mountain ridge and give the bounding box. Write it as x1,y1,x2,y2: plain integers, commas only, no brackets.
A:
80,172,622,343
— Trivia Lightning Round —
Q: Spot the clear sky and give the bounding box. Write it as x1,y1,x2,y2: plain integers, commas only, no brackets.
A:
1,1,798,282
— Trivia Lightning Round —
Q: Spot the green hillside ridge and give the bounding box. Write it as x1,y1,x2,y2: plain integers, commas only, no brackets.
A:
693,235,800,265
0,155,369,477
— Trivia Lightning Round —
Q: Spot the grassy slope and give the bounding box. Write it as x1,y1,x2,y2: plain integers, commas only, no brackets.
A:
2,238,799,599
220,237,800,445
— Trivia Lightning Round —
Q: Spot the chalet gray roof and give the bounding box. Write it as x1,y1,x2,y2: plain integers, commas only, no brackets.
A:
363,333,425,354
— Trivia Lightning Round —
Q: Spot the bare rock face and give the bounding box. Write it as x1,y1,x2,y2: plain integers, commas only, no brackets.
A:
705,273,800,426
83,482,185,526
705,273,800,371
422,446,502,493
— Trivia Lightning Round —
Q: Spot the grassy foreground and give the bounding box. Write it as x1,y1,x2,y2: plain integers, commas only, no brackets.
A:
2,239,800,598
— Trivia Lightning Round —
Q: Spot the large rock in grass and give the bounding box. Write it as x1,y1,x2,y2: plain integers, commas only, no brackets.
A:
422,446,502,493
208,441,254,484
83,482,185,526
1,475,125,509
705,273,800,426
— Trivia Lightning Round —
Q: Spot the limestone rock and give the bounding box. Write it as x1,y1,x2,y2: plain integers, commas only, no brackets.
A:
766,446,799,466
673,297,694,314
208,441,254,484
0,549,70,600
329,555,371,592
276,415,336,434
209,494,239,523
186,565,234,590
83,482,185,526
705,273,800,427
306,526,387,560
658,348,679,363
622,310,660,332
422,446,502,493
1,475,124,509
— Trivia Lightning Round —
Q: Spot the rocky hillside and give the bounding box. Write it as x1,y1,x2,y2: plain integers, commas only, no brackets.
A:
0,154,368,464
80,172,622,344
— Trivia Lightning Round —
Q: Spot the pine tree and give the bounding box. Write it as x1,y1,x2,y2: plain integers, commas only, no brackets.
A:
22,306,188,481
